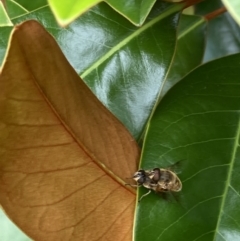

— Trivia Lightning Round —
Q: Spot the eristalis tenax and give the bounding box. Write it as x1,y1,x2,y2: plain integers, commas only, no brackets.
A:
126,164,182,202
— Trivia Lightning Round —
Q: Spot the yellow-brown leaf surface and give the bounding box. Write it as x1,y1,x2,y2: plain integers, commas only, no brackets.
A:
0,20,140,241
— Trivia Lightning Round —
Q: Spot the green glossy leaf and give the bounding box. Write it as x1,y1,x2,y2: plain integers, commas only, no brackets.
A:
0,27,12,64
80,3,182,140
106,0,157,26
222,0,240,26
135,53,240,240
48,0,157,26
5,0,28,19
2,2,182,140
12,0,47,11
162,14,206,97
48,0,101,26
0,209,32,241
195,0,240,62
0,1,12,26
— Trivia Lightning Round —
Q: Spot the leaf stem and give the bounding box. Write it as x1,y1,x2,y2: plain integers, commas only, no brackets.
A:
204,7,227,21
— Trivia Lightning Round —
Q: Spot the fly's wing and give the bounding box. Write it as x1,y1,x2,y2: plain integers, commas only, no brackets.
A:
164,160,184,174
155,188,182,203
165,191,181,203
155,190,178,202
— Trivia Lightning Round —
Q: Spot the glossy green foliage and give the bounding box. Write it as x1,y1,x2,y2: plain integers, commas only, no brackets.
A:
106,0,156,26
48,0,101,26
135,53,240,241
195,0,240,62
163,14,206,97
222,0,240,26
0,26,12,63
12,0,47,11
0,1,12,26
79,3,181,140
48,0,157,26
5,0,27,19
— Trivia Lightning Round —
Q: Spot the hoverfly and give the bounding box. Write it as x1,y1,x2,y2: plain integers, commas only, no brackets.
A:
126,165,182,202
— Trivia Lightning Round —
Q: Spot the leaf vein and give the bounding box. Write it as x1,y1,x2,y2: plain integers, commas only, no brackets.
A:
159,137,234,158
81,5,182,78
182,164,230,183
192,230,214,241
160,110,240,134
212,115,240,240
156,196,223,239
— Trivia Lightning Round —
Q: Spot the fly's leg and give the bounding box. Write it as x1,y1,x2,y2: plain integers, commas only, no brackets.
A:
138,190,151,202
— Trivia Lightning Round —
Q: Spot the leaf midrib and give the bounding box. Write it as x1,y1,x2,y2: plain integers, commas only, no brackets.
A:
178,17,205,39
80,3,183,79
213,115,240,239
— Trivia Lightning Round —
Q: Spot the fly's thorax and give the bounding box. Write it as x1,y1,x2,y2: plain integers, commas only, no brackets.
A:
148,168,161,182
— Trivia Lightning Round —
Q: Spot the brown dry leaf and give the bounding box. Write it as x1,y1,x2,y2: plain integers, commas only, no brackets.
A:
0,20,140,241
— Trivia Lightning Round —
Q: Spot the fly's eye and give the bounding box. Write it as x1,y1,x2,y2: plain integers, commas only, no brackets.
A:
133,170,145,178
137,176,145,184
133,172,140,178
